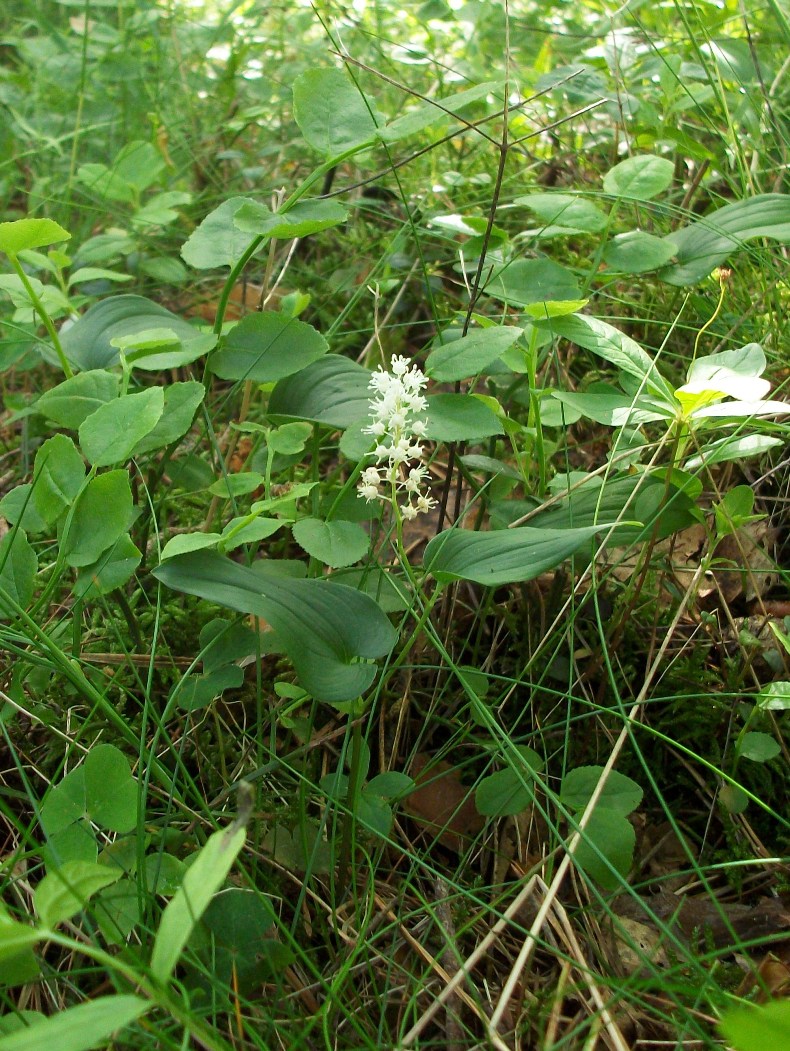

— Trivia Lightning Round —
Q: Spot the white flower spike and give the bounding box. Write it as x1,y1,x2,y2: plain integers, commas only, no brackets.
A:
357,356,436,519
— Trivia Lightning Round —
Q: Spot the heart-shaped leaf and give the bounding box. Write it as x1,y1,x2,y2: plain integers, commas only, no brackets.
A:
210,312,328,383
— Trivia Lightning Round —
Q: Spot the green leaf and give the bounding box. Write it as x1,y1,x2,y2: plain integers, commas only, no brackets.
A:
63,471,132,568
292,68,382,156
423,394,503,442
153,551,396,701
34,861,121,928
739,732,781,762
0,218,71,257
61,296,201,371
129,381,205,457
0,919,42,966
210,312,328,383
514,193,608,234
684,434,782,470
560,766,643,815
476,751,544,818
234,198,349,239
266,422,313,455
35,371,119,429
180,197,260,270
0,486,48,535
160,533,222,561
117,329,216,371
551,389,670,427
32,435,85,525
571,807,636,889
720,1000,790,1051
150,823,246,983
207,472,264,498
0,995,148,1051
380,80,502,142
72,534,142,600
660,194,790,286
482,258,582,307
268,354,371,429
0,531,37,617
365,771,414,799
424,522,614,586
220,516,285,552
79,388,164,466
603,230,677,273
603,154,674,200
541,313,675,400
83,744,137,833
291,518,370,568
756,680,790,711
425,326,524,382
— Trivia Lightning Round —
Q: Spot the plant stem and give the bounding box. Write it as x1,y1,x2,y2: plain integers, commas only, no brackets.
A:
9,256,73,378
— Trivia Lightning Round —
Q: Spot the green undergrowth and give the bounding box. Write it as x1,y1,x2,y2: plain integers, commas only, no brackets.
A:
0,1,788,1049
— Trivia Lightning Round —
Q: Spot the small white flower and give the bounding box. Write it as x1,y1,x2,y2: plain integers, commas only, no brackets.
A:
356,356,434,518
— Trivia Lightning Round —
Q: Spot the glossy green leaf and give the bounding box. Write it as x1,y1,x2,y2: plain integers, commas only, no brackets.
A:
35,371,119,429
268,354,371,429
129,381,205,457
31,435,85,524
63,471,132,568
603,154,674,200
153,551,396,700
603,230,677,273
0,920,42,966
160,533,222,561
181,197,259,270
514,193,608,234
220,516,285,552
35,862,121,928
61,295,201,371
425,326,523,382
423,394,503,442
291,517,370,568
210,312,328,383
151,823,246,982
482,258,581,307
756,680,790,711
424,522,613,586
560,766,643,815
0,486,48,535
72,534,142,600
79,387,163,467
660,193,790,286
551,390,671,427
0,995,148,1051
541,313,674,400
234,198,349,239
116,328,216,371
0,218,70,256
0,530,37,617
571,807,635,889
293,68,382,156
684,434,782,470
83,744,137,833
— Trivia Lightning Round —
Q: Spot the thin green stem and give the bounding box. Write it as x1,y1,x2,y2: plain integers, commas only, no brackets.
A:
9,256,73,378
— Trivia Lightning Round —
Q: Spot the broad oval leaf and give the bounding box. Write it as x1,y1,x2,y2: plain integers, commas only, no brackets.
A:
423,522,615,586
560,766,643,815
603,154,674,200
293,68,383,156
180,196,260,270
291,517,370,568
32,435,86,525
129,381,205,457
210,312,328,383
60,295,201,370
570,807,636,890
423,394,503,442
482,258,581,307
739,732,781,762
83,744,137,833
234,198,349,239
425,326,523,382
659,193,790,286
72,534,142,600
514,193,608,234
63,471,132,568
35,370,119,429
0,218,71,256
603,230,677,273
79,387,164,466
153,551,396,701
35,861,121,928
720,1000,790,1051
268,354,371,429
380,80,502,142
